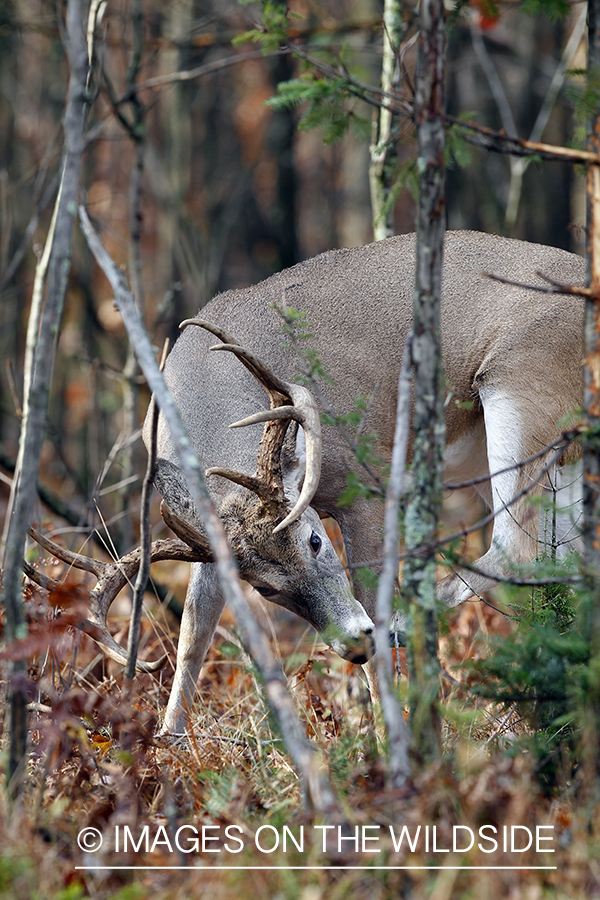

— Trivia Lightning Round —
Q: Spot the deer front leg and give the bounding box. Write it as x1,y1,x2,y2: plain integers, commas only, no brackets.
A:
160,562,226,736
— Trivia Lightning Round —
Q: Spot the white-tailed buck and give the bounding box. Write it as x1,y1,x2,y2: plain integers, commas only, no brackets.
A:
33,231,585,735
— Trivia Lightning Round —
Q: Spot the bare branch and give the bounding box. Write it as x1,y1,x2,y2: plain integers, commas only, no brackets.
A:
136,48,291,93
444,432,577,491
375,333,412,787
482,270,592,299
125,340,168,682
283,34,600,170
447,114,600,166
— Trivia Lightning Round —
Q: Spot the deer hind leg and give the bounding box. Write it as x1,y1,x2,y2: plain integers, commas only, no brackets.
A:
437,388,547,607
160,562,226,736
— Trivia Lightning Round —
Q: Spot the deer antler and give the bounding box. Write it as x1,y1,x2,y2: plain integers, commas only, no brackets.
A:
180,318,322,532
26,526,212,672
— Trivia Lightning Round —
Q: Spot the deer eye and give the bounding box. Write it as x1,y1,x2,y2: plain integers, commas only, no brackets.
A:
309,531,322,555
254,585,278,599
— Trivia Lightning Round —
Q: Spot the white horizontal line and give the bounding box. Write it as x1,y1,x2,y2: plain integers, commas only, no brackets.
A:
75,866,558,871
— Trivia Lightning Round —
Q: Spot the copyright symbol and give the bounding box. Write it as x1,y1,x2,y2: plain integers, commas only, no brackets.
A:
77,827,103,852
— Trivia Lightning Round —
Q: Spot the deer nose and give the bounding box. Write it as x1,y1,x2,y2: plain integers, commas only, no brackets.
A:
343,624,375,665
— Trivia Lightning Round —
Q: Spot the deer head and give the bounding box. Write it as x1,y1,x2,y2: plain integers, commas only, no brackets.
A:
27,319,375,687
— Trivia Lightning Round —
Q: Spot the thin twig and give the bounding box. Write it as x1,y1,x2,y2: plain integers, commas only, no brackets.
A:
135,47,291,93
438,440,578,553
288,38,413,117
438,555,582,587
482,270,591,298
375,333,413,788
0,172,61,298
444,432,576,491
349,436,582,587
446,113,600,166
125,340,168,682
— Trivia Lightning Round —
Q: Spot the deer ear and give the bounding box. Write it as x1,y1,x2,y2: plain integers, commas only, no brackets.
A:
281,423,306,502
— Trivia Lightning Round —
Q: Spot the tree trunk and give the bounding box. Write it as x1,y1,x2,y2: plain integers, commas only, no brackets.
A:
582,0,600,792
369,0,402,241
402,0,446,766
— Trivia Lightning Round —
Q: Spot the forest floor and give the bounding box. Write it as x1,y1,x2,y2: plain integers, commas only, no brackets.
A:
0,570,597,900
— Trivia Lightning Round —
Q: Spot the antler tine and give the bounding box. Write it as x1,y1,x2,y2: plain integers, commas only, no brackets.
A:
207,343,321,518
85,537,209,672
179,317,240,348
159,500,218,556
23,560,63,593
228,385,322,531
87,538,207,623
209,343,290,404
23,558,167,670
179,319,290,505
228,406,302,429
179,317,291,403
24,545,166,671
274,384,322,532
27,530,209,674
84,620,168,673
29,527,105,577
203,467,271,501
